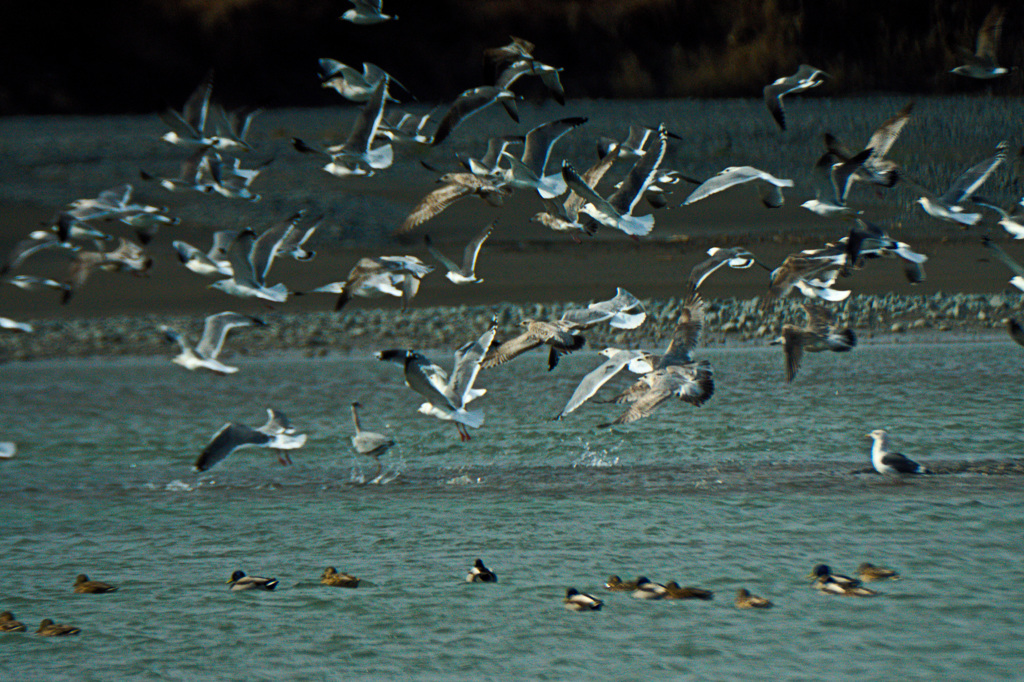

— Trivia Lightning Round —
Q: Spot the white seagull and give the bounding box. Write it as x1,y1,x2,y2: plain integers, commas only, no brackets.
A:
160,311,264,374
429,86,518,147
210,228,291,302
159,73,216,148
801,149,873,218
951,4,1012,79
867,430,929,476
340,0,396,24
309,255,432,311
375,320,497,442
195,409,307,471
350,401,394,481
763,64,829,131
172,230,238,277
910,141,1008,227
682,166,794,209
319,59,403,102
500,116,587,198
424,222,493,284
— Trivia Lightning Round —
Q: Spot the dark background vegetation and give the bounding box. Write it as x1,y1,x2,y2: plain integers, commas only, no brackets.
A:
1,0,1021,115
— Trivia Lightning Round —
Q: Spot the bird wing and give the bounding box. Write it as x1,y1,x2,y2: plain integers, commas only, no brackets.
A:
1007,319,1024,347
561,161,619,220
481,327,544,368
223,229,259,288
560,288,645,330
342,76,389,154
658,296,705,367
975,4,1006,62
941,142,1008,205
608,125,668,215
564,150,619,216
780,326,804,382
400,182,474,233
260,408,294,435
665,361,715,405
194,423,271,471
601,378,672,426
423,235,462,275
865,102,914,160
196,312,260,360
431,86,513,147
683,167,759,205
521,117,588,177
251,214,302,284
981,236,1024,277
556,350,644,419
447,320,498,406
461,222,494,274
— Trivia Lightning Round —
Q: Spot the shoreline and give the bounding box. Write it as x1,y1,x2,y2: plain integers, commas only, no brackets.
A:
1,291,1017,362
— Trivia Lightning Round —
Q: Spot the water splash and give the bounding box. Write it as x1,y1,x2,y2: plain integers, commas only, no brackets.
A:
570,437,621,468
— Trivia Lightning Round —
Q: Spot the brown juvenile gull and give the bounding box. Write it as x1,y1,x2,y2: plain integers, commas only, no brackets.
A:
599,296,714,427
484,288,646,371
350,401,395,481
424,222,493,284
763,64,829,131
867,429,929,476
398,172,510,234
532,145,619,239
195,409,307,471
824,101,914,191
64,238,153,304
951,4,1013,79
307,255,432,311
500,116,587,198
769,302,856,382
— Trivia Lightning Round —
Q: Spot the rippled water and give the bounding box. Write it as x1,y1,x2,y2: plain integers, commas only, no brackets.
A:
2,342,1022,680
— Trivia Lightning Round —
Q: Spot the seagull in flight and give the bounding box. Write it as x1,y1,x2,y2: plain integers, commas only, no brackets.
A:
682,166,794,209
160,312,264,375
195,409,307,471
763,64,829,131
951,4,1013,79
349,402,394,481
340,0,396,24
908,141,1008,227
769,303,856,382
423,222,493,284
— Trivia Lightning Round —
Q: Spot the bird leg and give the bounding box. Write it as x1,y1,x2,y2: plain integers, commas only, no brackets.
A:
276,450,293,466
455,423,471,442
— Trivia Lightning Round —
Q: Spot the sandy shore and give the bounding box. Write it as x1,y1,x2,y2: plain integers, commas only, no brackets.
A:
1,97,1023,358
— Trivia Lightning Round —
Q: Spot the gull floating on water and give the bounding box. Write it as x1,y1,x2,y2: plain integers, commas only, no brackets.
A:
908,141,1008,227
195,409,307,471
160,312,264,374
763,64,829,131
560,124,669,237
350,401,395,481
951,4,1013,79
867,429,929,476
376,320,497,441
769,302,856,382
340,0,395,24
682,166,794,209
424,222,493,284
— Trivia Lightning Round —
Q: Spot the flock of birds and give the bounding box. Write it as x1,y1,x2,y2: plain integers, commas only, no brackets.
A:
0,557,906,636
2,3,1020,473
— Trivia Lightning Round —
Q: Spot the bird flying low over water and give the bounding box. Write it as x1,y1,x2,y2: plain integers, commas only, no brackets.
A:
685,246,767,295
769,303,856,382
484,288,646,371
376,320,497,441
160,312,264,375
763,64,829,131
195,409,307,471
210,223,300,302
867,429,929,476
951,4,1013,79
598,296,714,427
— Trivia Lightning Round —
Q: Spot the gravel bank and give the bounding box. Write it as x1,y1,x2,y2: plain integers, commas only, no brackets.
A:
1,291,1018,362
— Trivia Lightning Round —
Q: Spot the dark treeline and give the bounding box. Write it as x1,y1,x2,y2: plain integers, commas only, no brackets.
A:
1,0,1020,115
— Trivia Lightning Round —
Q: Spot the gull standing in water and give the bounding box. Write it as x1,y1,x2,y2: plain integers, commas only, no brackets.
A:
160,312,264,374
423,222,493,284
867,429,930,476
951,4,1012,79
763,64,829,131
376,320,497,441
349,402,395,481
909,141,1008,227
769,303,856,382
195,409,307,471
